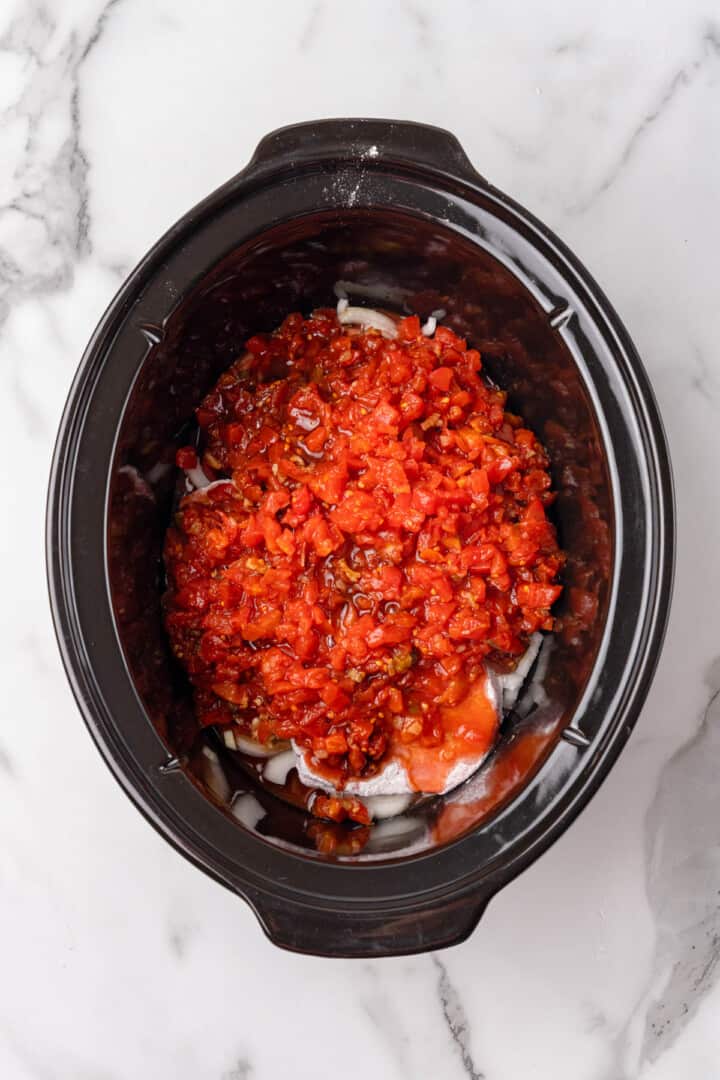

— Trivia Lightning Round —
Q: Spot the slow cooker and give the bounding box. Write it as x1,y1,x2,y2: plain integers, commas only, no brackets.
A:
47,119,674,956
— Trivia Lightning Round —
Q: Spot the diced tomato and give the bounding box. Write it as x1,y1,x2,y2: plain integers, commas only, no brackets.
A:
371,400,402,434
330,490,384,533
517,583,563,608
163,305,564,812
307,464,347,505
175,446,198,470
304,425,328,452
399,391,425,422
263,490,290,516
397,315,421,340
429,366,454,392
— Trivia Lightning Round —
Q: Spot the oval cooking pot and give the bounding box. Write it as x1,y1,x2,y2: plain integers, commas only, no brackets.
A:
47,119,674,956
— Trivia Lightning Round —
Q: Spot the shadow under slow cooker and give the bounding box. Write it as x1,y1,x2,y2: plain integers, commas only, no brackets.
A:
107,210,612,859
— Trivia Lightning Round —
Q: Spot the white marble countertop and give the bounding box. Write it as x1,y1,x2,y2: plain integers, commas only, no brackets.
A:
2,1,719,1077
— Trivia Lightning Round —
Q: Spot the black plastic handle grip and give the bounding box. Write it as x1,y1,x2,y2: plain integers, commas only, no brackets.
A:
245,117,485,185
250,889,489,958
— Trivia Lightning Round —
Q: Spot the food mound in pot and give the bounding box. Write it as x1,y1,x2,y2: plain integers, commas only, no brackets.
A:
163,305,564,825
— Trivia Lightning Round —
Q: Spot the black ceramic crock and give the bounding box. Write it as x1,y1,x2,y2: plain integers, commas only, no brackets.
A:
47,119,674,957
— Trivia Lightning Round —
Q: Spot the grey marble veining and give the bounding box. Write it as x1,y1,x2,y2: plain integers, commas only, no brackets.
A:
1,1,719,1077
635,661,720,1068
433,957,484,1080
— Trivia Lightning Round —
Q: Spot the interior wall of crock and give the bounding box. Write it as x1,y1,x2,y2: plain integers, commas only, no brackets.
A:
106,209,613,856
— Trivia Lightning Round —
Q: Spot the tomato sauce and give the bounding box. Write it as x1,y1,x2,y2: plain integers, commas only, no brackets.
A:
163,309,563,822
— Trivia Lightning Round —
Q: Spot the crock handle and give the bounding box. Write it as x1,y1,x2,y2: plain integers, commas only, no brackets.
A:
248,890,489,958
244,118,485,184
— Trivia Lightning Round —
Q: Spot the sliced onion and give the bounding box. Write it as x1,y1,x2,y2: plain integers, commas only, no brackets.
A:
145,461,172,485
231,793,265,830
497,632,543,710
527,637,552,707
263,749,297,785
185,478,237,500
336,300,398,339
200,746,231,802
369,815,421,842
227,731,289,758
185,463,213,490
118,465,154,501
363,794,413,820
422,308,447,336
